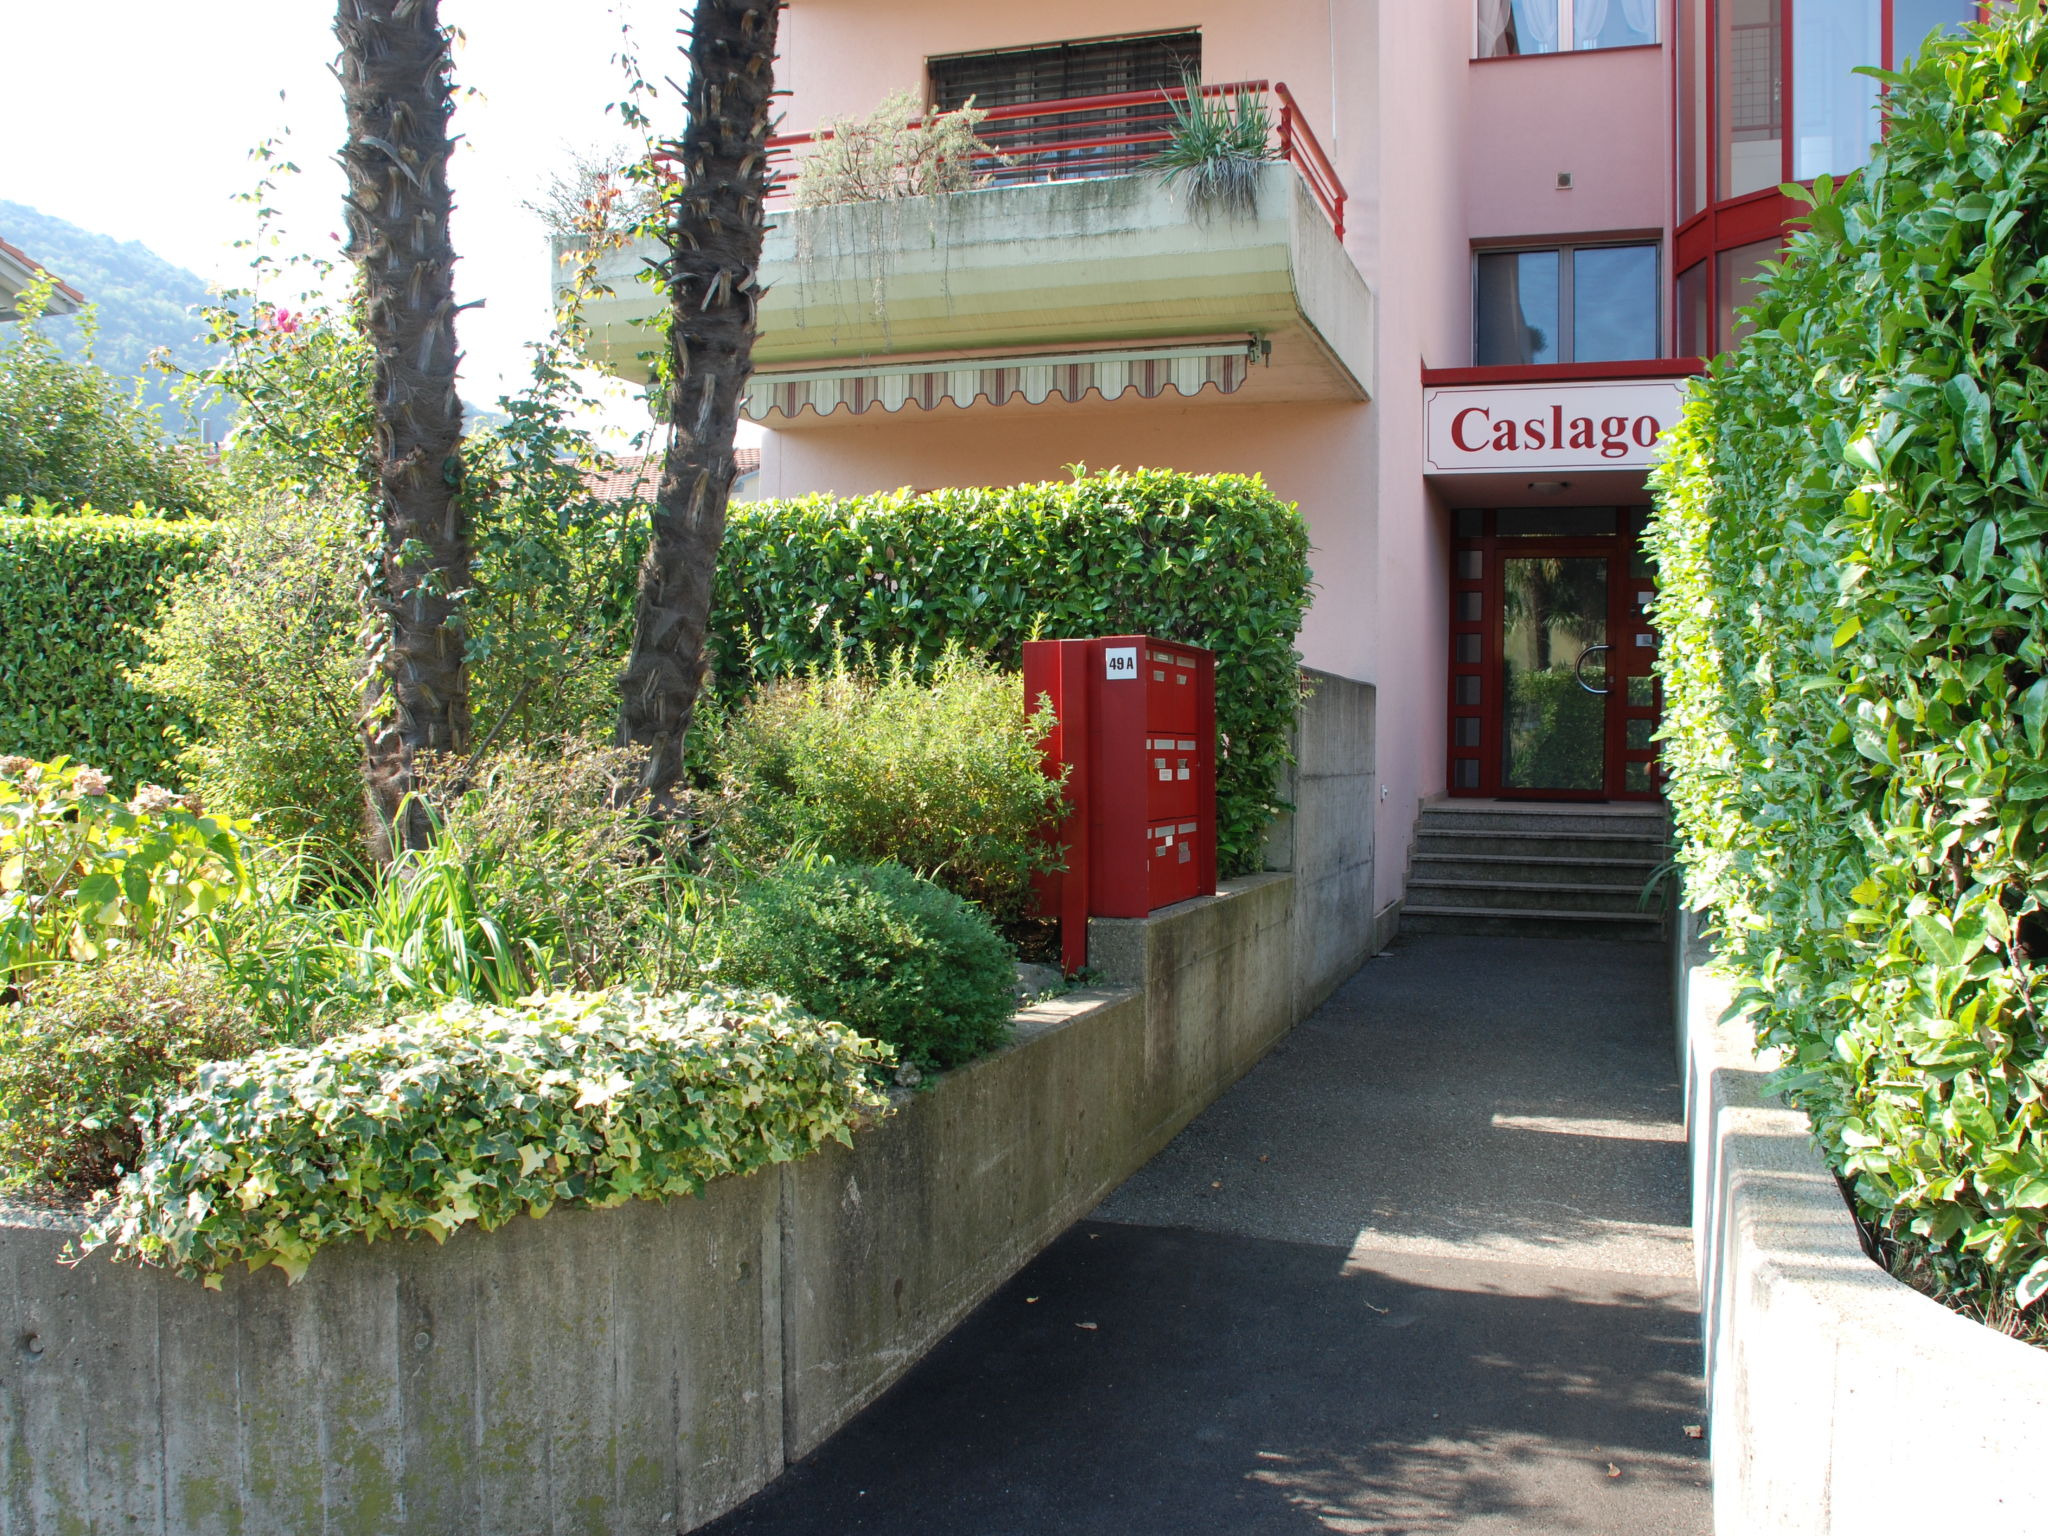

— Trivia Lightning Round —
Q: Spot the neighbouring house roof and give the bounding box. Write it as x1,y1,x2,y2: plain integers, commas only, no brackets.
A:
0,237,84,321
584,448,761,503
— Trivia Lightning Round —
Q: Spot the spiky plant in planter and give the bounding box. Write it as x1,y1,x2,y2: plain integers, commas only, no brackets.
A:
1145,75,1275,219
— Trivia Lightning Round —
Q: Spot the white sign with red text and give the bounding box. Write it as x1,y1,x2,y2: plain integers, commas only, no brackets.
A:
1422,379,1691,475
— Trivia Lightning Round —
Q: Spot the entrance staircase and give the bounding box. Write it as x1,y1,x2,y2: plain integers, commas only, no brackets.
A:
1398,800,1672,941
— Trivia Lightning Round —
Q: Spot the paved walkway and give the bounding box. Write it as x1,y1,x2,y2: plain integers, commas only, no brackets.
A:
704,935,1710,1534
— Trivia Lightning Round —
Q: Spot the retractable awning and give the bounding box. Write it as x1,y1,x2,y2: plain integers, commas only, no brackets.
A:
742,339,1260,422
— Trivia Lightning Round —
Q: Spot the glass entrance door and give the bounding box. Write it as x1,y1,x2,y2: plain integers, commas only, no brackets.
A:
1501,555,1608,791
1447,508,1662,801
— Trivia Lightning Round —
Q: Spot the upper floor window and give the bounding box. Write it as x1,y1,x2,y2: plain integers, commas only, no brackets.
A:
1475,242,1661,365
1477,0,1659,58
929,31,1200,110
929,31,1201,184
1680,0,1977,216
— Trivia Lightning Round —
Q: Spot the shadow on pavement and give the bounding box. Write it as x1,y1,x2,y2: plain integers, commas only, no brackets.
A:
703,1219,1708,1536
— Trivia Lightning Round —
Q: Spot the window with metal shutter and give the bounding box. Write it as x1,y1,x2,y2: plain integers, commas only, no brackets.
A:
928,31,1202,182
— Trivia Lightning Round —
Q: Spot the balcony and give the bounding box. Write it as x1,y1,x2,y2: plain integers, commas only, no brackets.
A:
562,82,1373,424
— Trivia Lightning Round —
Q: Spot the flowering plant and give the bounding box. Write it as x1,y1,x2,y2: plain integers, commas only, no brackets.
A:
0,755,255,981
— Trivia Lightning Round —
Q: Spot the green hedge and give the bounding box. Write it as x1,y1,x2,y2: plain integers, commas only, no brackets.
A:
79,987,894,1283
1649,5,2048,1311
2,472,1314,873
714,470,1311,875
0,513,215,790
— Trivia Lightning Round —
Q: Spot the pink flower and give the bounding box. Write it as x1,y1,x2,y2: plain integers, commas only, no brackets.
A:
72,768,110,798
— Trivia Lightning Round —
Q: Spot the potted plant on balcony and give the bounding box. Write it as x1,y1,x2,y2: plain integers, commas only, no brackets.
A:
1145,74,1275,220
793,90,994,209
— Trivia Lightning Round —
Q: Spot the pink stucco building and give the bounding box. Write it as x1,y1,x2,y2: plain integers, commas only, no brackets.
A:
575,0,1983,935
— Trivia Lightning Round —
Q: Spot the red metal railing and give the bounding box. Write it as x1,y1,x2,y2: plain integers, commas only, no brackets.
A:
762,79,1347,240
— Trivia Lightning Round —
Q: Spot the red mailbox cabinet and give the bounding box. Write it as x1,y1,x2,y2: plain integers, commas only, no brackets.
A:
1024,635,1219,973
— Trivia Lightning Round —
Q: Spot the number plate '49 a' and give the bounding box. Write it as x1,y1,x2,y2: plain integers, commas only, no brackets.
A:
1104,646,1139,680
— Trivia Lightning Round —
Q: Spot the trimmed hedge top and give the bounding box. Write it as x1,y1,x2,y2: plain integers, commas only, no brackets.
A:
78,987,894,1284
0,512,215,791
1649,5,2048,1310
714,469,1311,876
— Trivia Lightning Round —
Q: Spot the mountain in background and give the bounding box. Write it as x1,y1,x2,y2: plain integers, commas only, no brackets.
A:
3,203,527,447
0,200,235,440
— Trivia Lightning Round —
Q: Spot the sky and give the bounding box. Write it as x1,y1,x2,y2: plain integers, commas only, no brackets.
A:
1,0,748,444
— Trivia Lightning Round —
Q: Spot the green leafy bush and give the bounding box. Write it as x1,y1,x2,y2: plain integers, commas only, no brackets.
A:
133,315,648,849
715,469,1310,877
0,512,216,789
0,756,255,982
205,745,706,1037
1648,4,2048,1313
0,951,269,1192
714,649,1065,925
78,987,893,1283
138,496,367,846
0,279,216,517
713,861,1015,1072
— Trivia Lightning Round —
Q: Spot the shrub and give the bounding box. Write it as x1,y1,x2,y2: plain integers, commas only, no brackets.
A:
0,756,255,983
792,90,992,209
138,496,366,846
713,649,1066,925
715,469,1310,876
1648,5,2048,1313
77,987,894,1283
200,743,707,1037
0,512,215,789
0,951,268,1192
712,861,1016,1073
0,280,216,517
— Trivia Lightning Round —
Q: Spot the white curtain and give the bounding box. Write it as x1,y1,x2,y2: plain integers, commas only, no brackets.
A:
1477,0,1514,57
1619,0,1658,43
1511,0,1561,54
1576,0,1658,47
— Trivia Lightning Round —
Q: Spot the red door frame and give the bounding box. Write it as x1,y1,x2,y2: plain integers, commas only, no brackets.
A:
1446,511,1661,803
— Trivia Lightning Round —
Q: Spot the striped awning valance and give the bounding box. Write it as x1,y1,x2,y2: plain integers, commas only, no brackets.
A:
743,340,1258,422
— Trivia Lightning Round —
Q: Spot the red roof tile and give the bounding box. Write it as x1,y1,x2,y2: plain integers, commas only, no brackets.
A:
0,236,85,307
583,448,760,502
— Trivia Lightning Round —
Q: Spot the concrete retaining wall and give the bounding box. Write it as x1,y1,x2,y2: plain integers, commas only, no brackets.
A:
2,871,1335,1534
1679,915,2048,1534
1263,668,1378,1016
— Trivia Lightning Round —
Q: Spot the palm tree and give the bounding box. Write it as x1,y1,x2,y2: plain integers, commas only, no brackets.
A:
335,0,472,854
617,0,782,810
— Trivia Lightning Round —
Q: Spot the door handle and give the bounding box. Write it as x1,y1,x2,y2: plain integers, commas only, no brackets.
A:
1574,644,1612,696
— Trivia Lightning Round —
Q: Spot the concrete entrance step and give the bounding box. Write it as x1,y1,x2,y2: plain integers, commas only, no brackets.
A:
1414,828,1671,862
1404,878,1656,915
1410,852,1664,887
1420,801,1670,837
1400,904,1668,941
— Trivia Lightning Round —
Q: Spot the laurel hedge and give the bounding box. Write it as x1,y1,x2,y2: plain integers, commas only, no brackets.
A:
714,470,1311,876
3,472,1311,875
0,511,214,791
1649,3,2048,1312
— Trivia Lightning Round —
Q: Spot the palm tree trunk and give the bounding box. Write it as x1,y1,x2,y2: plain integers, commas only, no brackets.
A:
617,0,782,810
336,0,472,855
